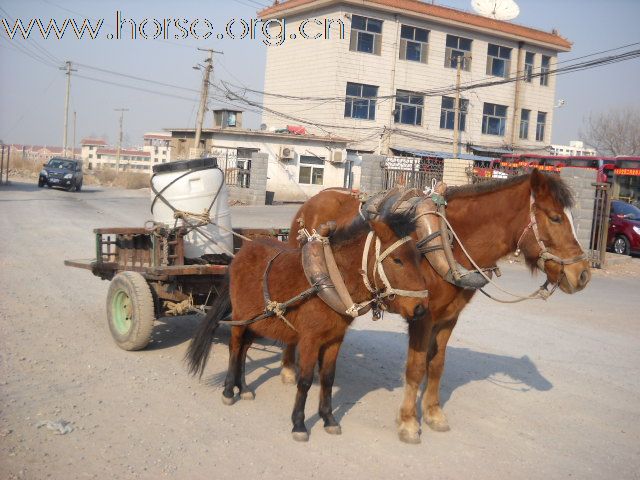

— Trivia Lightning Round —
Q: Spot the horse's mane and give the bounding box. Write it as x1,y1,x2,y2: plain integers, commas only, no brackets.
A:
444,172,574,208
329,210,417,245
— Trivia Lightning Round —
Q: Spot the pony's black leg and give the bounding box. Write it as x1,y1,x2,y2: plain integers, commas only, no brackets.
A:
236,331,255,400
291,339,320,442
222,326,245,405
318,339,342,435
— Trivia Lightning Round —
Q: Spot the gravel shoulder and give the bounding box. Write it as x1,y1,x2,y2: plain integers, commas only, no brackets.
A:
1,180,639,480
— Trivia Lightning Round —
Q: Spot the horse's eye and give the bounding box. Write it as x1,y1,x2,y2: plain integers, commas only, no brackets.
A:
549,214,562,224
392,257,403,265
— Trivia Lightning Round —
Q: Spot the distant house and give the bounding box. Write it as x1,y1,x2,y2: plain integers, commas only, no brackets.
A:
167,109,352,202
81,133,169,173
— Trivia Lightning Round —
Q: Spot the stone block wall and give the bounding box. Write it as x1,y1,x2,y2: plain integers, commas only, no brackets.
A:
559,167,597,251
227,152,268,205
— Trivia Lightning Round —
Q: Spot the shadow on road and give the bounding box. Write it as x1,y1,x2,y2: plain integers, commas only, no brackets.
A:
194,327,552,429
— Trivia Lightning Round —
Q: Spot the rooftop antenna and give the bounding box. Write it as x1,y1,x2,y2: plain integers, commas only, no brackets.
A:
471,0,520,20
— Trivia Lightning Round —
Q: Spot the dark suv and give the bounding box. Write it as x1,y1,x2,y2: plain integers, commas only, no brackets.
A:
39,157,83,191
608,200,640,255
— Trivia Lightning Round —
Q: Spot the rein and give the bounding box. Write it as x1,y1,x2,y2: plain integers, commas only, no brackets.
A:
515,195,588,272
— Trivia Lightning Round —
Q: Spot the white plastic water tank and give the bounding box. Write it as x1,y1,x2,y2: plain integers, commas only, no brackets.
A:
150,158,233,259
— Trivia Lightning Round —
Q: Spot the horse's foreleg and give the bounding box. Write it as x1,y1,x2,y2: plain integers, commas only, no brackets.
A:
291,339,320,442
281,344,297,384
397,314,430,444
318,339,342,435
422,318,457,432
237,331,256,400
222,326,246,405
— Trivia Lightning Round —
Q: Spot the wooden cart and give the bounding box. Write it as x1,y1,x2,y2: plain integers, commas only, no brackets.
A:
65,226,288,350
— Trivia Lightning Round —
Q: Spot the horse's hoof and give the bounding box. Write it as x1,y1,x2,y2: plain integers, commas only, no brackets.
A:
292,431,309,442
324,425,342,435
221,394,236,406
240,390,255,401
280,367,296,385
425,415,451,432
398,429,421,444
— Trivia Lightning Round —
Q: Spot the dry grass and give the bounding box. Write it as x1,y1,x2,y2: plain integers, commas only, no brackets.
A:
5,155,42,178
88,169,149,189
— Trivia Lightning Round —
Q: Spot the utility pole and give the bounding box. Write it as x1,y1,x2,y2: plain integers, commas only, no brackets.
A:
72,111,77,159
452,56,464,158
60,61,77,157
193,48,222,157
114,108,129,173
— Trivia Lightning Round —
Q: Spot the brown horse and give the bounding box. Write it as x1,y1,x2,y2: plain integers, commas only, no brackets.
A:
283,170,591,443
187,209,430,441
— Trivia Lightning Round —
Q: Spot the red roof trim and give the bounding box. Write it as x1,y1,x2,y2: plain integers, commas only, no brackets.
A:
259,0,571,50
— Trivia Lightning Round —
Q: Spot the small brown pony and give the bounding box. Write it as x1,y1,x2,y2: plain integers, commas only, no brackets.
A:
282,170,591,443
187,209,429,441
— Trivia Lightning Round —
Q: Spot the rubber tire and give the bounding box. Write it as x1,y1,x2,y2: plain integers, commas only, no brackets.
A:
38,180,44,188
75,181,82,192
106,272,156,351
613,235,630,256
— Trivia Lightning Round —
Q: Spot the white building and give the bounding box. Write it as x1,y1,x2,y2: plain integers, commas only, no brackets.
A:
143,132,172,164
550,140,596,157
259,0,572,156
81,133,171,173
167,110,352,202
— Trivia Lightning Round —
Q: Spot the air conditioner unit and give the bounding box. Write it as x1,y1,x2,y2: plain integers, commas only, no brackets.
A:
330,149,347,164
279,146,295,161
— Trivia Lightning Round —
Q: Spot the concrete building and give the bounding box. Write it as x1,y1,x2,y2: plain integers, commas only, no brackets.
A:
550,140,596,157
258,0,571,156
81,133,171,173
167,109,352,202
143,132,172,164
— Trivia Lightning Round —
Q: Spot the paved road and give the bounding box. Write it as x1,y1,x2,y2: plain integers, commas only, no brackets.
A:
1,180,639,480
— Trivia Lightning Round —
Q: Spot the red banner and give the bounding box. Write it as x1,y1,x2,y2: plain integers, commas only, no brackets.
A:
614,168,640,176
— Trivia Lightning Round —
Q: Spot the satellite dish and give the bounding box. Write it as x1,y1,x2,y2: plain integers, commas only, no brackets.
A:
471,0,520,20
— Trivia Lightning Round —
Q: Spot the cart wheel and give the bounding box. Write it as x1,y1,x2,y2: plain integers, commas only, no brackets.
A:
106,272,156,351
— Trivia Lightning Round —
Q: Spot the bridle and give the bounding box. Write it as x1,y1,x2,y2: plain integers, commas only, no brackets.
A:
359,231,430,317
515,195,588,275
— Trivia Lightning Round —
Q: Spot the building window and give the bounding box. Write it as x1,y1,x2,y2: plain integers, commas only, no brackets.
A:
399,25,429,63
299,155,324,185
519,109,530,140
394,91,424,126
349,14,383,55
486,44,512,78
445,34,472,71
536,112,547,141
540,55,550,86
524,52,535,82
344,82,378,120
482,103,508,136
440,96,468,131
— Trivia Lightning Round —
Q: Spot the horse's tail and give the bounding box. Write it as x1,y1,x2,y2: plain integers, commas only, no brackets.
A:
185,276,232,378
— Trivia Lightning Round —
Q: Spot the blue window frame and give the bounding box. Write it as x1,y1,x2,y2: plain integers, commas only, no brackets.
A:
344,82,378,120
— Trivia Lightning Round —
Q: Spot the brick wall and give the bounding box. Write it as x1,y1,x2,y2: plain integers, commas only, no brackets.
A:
227,152,268,205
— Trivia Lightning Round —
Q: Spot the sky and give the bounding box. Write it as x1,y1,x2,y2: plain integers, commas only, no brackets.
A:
0,0,639,148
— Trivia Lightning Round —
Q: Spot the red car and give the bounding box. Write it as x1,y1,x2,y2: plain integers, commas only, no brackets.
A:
608,200,640,255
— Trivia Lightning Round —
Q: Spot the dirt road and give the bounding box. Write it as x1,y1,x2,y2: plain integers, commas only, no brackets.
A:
1,180,639,479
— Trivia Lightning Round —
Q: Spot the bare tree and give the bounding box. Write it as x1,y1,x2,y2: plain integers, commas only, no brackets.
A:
581,106,640,156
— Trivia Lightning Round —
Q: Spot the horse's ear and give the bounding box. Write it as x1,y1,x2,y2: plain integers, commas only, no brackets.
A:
530,168,548,199
369,219,395,243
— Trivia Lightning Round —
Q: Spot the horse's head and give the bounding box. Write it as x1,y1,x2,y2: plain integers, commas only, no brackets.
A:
368,216,430,321
519,169,591,293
